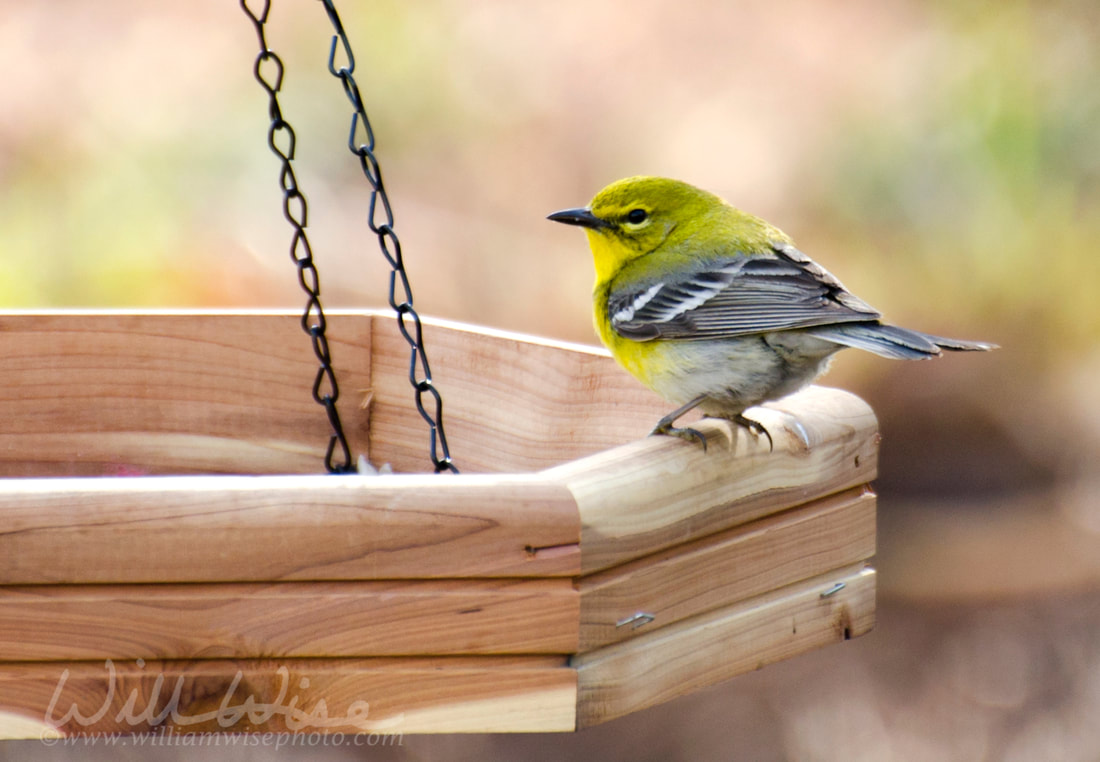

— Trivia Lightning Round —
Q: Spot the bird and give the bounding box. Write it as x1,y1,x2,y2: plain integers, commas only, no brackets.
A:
548,175,997,450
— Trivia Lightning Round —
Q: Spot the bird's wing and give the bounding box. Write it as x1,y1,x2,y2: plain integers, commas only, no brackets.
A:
609,242,882,341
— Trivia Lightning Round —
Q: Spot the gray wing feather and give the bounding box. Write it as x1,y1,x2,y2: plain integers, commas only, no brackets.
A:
610,243,881,341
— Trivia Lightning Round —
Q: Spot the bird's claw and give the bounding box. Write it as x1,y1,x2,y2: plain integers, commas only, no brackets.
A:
649,422,708,452
732,413,773,452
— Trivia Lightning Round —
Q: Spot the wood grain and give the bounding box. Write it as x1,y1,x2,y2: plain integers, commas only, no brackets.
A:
367,317,672,473
0,310,881,736
0,579,579,660
578,486,876,649
0,311,873,481
0,311,374,476
0,310,674,476
0,656,577,736
574,565,876,728
546,385,880,574
0,474,580,583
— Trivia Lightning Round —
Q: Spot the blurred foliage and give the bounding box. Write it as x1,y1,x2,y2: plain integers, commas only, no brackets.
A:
812,0,1100,352
0,0,1096,357
2,0,1096,357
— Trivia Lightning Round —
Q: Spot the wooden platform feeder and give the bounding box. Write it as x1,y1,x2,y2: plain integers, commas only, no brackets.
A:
0,309,877,737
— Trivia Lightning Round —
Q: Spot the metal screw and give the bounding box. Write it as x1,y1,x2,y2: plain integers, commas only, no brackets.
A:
616,612,656,629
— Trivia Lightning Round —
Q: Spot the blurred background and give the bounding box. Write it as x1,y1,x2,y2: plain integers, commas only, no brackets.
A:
2,0,1098,759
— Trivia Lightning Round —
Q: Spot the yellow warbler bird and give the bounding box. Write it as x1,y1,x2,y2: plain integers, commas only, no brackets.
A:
548,176,996,448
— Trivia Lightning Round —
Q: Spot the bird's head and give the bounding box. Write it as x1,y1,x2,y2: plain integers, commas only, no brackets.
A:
548,176,735,282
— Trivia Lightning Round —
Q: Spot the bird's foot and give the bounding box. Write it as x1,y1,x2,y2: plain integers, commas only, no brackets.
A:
730,413,773,452
649,420,708,452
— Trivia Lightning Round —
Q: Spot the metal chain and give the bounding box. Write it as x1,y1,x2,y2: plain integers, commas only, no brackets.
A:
319,0,458,474
241,0,355,474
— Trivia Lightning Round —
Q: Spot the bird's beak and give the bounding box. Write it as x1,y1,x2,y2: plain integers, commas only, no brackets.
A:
547,207,612,230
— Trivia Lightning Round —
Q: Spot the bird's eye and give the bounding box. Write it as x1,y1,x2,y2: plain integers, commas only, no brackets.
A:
626,208,648,224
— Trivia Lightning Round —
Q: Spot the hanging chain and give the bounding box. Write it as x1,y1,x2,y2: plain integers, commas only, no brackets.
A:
241,0,355,473
319,0,458,474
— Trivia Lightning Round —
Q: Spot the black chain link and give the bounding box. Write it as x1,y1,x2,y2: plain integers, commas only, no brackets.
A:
319,0,458,474
241,0,354,473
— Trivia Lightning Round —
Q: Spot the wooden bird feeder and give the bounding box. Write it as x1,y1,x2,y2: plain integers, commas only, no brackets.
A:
0,309,877,737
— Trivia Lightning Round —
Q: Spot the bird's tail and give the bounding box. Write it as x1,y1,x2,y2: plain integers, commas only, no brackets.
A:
807,322,998,360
